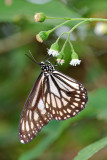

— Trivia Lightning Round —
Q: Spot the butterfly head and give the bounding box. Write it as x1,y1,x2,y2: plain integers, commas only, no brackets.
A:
40,61,55,73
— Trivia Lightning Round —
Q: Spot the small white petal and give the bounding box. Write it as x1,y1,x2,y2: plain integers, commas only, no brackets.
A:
70,59,81,66
56,59,64,65
48,49,59,57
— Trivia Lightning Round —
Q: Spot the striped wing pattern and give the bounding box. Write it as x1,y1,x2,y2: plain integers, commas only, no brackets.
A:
19,73,52,144
43,71,88,121
19,70,88,144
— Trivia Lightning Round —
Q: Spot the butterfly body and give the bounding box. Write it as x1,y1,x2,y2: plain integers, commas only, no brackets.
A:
19,61,88,144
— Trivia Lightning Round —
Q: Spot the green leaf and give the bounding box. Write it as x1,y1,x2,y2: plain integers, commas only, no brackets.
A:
74,137,107,160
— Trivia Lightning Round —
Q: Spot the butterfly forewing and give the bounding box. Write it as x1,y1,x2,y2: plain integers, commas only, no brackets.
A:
19,73,52,144
19,61,88,144
43,70,88,121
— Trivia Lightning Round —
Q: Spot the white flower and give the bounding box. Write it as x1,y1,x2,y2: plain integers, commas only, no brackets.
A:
56,59,64,65
48,49,59,57
70,59,81,66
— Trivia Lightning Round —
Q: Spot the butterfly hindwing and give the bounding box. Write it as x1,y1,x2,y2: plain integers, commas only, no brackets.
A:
19,73,52,144
43,70,88,121
19,61,88,144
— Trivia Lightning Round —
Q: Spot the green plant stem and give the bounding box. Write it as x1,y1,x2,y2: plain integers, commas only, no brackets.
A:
46,16,107,22
61,35,69,53
69,40,74,52
69,20,87,33
50,20,88,44
60,20,86,53
46,16,70,20
56,32,68,43
47,20,70,34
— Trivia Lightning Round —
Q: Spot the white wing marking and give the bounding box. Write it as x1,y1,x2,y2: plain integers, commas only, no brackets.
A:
43,71,88,121
49,76,60,98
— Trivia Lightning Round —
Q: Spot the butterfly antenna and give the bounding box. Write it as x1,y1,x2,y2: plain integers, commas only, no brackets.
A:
25,50,40,65
45,54,53,63
47,54,52,61
44,54,49,60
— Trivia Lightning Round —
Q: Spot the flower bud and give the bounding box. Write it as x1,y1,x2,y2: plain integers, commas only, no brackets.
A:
56,52,65,65
70,52,81,66
51,42,59,51
48,42,59,57
36,31,49,43
56,58,64,65
71,51,78,59
34,12,46,23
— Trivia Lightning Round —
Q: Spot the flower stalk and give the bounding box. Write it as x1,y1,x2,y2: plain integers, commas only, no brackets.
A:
46,16,107,22
35,12,107,66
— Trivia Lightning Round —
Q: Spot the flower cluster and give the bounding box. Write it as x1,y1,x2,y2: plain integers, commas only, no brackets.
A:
46,42,81,66
34,12,82,66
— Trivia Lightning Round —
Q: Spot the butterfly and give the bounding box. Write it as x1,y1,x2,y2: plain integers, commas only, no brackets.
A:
19,61,88,144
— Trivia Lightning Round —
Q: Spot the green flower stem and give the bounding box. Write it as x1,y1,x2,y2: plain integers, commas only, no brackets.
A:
46,16,107,22
60,20,87,53
47,20,70,34
69,40,75,53
46,16,71,20
68,20,87,34
46,16,107,37
56,32,68,43
61,34,70,53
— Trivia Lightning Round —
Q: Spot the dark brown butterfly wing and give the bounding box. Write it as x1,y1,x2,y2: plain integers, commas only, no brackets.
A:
19,73,52,144
43,70,88,121
19,68,88,144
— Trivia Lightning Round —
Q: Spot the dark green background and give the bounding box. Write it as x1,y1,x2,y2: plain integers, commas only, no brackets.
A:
0,0,107,160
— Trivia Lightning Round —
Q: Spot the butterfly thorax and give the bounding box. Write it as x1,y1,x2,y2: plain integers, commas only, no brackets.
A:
40,61,55,75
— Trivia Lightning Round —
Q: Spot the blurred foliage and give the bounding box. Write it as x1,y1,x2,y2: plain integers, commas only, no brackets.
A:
0,0,107,160
74,136,107,160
